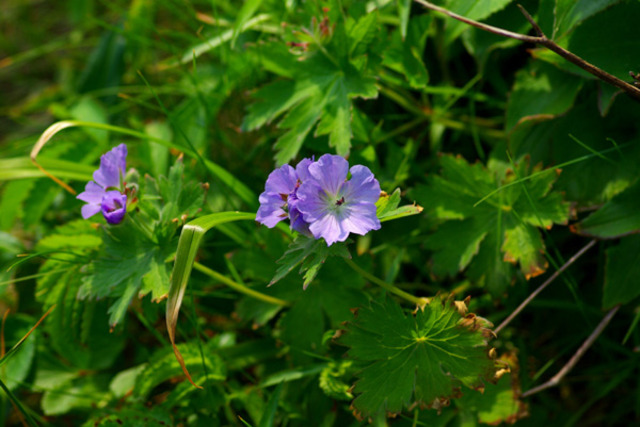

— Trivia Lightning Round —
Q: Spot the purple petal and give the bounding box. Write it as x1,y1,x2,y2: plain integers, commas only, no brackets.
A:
307,154,348,196
93,144,127,189
77,181,106,204
340,202,381,235
345,165,381,203
264,164,298,196
101,191,127,224
295,157,314,182
309,213,349,246
288,201,311,236
81,203,102,219
256,192,288,228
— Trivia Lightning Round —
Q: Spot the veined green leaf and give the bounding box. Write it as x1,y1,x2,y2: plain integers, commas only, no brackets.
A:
340,297,496,417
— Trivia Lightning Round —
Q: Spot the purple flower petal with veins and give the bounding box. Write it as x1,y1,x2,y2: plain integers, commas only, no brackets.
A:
297,154,381,245
77,144,128,224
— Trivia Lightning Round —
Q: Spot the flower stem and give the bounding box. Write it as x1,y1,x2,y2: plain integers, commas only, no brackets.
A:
344,258,428,307
192,262,290,307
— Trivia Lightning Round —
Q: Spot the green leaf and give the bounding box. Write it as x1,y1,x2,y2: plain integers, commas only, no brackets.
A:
270,235,352,289
340,298,496,417
456,370,528,424
258,383,283,427
506,62,583,131
244,12,380,164
411,155,569,293
603,235,640,308
319,360,354,401
232,0,265,48
573,180,640,239
375,188,424,222
444,0,513,44
566,2,640,81
553,0,624,39
82,406,173,427
0,315,37,391
78,221,175,326
382,15,431,88
397,0,412,40
41,375,110,416
134,343,226,397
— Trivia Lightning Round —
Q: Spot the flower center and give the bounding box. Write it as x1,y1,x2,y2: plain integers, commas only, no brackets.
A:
335,197,345,206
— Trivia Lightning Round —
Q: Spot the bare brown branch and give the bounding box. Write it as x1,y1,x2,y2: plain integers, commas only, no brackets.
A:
495,239,597,334
521,305,620,398
414,0,640,101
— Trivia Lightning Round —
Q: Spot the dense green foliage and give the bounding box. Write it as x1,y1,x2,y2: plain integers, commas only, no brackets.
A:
1,0,640,425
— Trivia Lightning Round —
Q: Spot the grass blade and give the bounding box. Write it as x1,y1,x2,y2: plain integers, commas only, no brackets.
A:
166,212,256,387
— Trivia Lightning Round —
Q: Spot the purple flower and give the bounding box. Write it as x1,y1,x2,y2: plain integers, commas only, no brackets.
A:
77,144,128,225
296,154,381,245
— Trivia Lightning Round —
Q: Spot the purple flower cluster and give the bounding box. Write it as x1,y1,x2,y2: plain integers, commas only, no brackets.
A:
77,144,128,225
256,154,381,245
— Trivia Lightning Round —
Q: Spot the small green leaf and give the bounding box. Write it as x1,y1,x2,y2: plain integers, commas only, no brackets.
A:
376,188,424,222
340,298,496,417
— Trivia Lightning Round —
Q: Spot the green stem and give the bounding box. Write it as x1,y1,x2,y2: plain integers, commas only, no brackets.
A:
344,258,428,307
193,262,290,307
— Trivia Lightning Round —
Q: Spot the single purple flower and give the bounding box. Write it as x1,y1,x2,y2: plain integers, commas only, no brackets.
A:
297,154,381,245
77,144,128,225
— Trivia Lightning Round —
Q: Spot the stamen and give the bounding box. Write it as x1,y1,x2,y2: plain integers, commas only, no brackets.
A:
335,196,345,206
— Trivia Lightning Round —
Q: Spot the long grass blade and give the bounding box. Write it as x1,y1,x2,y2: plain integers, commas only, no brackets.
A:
166,212,256,387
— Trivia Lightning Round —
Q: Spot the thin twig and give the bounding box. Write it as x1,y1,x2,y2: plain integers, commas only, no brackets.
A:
495,239,597,334
414,0,640,101
521,304,620,398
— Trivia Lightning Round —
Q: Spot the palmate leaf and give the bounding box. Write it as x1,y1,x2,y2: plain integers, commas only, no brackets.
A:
243,12,379,164
411,154,570,293
340,298,496,418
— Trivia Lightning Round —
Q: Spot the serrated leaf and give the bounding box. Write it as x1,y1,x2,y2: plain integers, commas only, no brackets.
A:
603,236,640,308
340,298,496,417
79,222,174,326
271,235,351,289
573,180,640,239
411,155,569,293
244,12,380,164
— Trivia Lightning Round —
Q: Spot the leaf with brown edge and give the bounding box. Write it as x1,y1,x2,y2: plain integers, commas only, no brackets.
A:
455,352,529,425
410,154,569,294
338,297,497,419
